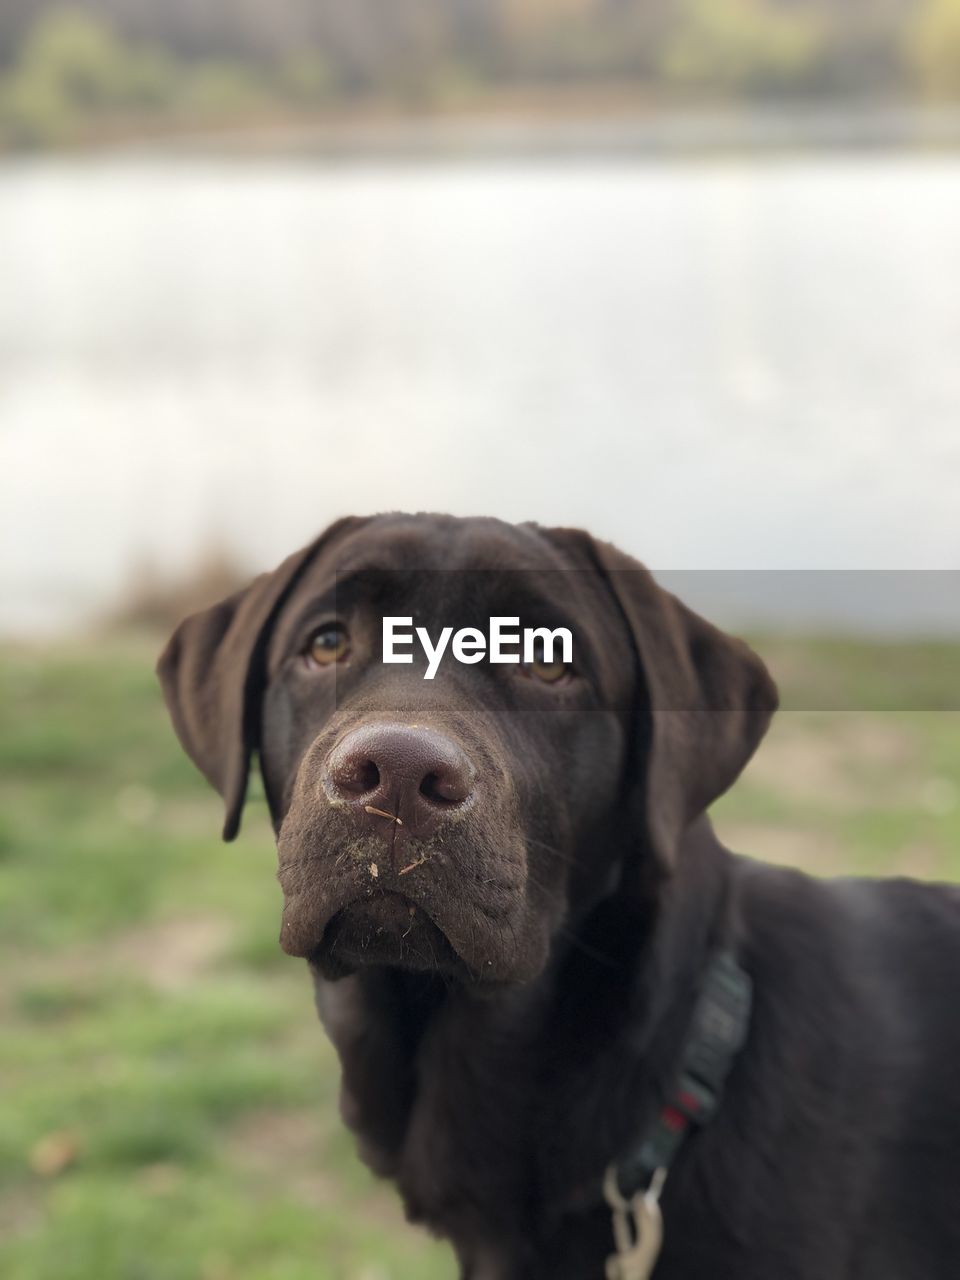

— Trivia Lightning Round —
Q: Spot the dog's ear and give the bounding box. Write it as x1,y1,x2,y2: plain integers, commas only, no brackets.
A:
157,517,365,841
552,530,778,871
599,540,777,870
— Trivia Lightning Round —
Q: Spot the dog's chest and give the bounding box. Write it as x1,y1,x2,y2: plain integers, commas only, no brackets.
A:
394,997,543,1258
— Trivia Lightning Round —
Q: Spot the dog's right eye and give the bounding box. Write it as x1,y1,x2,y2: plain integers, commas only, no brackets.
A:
305,623,351,668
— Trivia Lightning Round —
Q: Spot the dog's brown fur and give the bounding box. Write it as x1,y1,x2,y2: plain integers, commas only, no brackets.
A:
159,514,960,1279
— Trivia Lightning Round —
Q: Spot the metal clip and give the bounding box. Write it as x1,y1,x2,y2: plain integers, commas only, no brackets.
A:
603,1165,666,1280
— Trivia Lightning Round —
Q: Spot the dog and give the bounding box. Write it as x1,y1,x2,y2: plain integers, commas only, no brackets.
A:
158,513,960,1279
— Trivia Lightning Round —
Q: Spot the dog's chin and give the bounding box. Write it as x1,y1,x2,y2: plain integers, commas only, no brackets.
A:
308,892,470,981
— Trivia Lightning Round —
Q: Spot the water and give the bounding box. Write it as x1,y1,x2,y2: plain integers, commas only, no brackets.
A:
2,152,959,634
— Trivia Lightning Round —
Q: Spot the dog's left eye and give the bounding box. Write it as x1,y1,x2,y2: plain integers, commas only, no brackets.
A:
305,623,350,667
527,658,569,684
523,640,571,685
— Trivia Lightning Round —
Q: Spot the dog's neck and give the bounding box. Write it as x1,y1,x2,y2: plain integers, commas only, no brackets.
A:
317,820,737,1271
531,816,736,1211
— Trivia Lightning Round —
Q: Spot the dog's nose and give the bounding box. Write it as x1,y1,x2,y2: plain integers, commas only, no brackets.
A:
324,723,475,837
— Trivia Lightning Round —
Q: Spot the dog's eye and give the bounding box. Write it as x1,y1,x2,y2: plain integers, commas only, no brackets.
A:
306,623,350,667
523,640,571,685
528,658,569,684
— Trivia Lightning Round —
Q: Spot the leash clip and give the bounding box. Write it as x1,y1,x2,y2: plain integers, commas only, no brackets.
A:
603,1164,666,1280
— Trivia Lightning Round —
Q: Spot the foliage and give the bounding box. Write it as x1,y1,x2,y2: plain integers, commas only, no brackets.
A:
0,1,957,151
910,0,960,97
0,8,332,149
0,9,174,146
663,0,825,96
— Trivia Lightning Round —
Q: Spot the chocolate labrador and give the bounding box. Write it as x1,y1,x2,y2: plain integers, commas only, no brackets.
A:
158,514,960,1279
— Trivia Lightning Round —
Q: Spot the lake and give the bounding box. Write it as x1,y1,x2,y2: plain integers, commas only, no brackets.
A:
1,149,958,634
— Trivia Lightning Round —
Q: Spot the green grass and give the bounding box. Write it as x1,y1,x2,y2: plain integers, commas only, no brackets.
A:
0,637,454,1279
0,635,957,1278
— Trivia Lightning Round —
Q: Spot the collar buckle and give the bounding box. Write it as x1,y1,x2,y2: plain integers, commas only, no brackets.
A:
603,1164,666,1280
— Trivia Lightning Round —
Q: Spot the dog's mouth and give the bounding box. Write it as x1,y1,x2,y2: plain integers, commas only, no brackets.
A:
277,806,548,984
308,891,467,979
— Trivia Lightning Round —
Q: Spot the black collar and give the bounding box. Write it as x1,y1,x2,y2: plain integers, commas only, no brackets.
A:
609,948,753,1200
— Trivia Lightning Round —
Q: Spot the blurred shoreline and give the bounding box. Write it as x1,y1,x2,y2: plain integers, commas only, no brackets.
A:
4,2,960,158
9,101,960,161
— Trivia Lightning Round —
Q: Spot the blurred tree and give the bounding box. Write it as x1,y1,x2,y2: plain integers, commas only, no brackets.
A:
497,0,601,40
1,7,132,145
910,0,960,97
179,60,268,121
19,7,128,107
663,0,825,96
0,0,956,150
278,51,338,106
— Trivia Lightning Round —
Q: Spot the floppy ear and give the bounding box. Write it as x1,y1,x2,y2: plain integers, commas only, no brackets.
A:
578,535,778,871
157,517,365,841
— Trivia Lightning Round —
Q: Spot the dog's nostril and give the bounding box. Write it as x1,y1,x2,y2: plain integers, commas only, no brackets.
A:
355,760,380,794
419,762,473,803
332,757,380,797
420,770,463,806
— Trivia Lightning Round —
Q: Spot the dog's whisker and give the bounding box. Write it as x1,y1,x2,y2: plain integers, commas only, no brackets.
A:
277,852,332,873
524,836,579,866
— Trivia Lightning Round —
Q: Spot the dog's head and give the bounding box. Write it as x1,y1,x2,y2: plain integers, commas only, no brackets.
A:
158,514,776,984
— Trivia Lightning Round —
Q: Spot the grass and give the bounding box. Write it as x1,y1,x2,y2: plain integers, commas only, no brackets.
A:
0,634,958,1278
0,637,453,1280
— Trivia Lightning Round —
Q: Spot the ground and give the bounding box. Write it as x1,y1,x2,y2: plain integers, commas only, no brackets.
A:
0,635,957,1279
